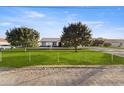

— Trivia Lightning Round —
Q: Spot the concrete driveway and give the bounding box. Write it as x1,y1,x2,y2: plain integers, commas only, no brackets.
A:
0,66,124,86
0,67,14,73
87,47,124,57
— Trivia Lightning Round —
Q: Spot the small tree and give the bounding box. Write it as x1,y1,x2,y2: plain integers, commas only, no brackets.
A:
103,42,112,47
92,38,104,46
61,22,92,52
6,27,40,48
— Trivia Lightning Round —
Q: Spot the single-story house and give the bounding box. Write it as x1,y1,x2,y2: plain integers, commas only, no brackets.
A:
40,38,60,47
104,39,124,47
40,38,124,47
0,38,10,45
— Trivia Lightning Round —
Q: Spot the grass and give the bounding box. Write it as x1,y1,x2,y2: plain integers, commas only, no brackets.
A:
0,49,124,67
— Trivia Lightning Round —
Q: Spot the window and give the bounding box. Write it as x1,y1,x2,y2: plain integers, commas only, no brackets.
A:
52,42,57,46
42,42,46,46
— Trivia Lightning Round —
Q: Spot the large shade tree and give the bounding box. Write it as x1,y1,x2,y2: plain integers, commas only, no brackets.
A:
61,22,92,52
6,27,40,47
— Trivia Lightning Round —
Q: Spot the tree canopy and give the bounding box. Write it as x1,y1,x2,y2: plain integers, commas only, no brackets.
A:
91,38,104,46
61,22,92,52
6,27,40,47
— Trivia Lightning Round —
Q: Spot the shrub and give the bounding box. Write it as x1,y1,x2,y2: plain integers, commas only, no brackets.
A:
103,42,112,47
91,39,104,46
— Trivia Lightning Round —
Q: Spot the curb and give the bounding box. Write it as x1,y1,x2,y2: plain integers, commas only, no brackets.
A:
27,65,124,68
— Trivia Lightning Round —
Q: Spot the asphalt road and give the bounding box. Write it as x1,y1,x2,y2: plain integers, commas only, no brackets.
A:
87,47,124,57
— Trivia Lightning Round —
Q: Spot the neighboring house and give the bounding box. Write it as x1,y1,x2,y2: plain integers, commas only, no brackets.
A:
104,39,124,47
40,38,124,47
0,38,10,45
40,38,60,47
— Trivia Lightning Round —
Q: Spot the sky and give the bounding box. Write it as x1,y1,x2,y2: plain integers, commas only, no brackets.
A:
0,6,124,39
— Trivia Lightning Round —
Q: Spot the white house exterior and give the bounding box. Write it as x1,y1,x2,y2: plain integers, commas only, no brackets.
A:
41,38,60,47
40,38,124,47
0,38,10,45
104,39,124,47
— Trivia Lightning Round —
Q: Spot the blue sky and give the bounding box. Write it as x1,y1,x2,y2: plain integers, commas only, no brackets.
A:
0,6,124,39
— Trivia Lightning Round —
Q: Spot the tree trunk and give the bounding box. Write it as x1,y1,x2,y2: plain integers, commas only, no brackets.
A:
75,46,77,52
24,47,27,52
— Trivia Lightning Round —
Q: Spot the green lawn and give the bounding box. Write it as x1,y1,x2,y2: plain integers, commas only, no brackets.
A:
0,49,124,67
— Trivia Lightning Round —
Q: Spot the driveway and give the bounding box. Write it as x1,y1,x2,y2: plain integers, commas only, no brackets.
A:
0,67,14,73
0,66,124,86
87,47,124,57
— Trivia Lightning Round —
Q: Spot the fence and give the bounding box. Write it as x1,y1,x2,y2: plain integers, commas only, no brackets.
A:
0,51,2,62
0,50,124,66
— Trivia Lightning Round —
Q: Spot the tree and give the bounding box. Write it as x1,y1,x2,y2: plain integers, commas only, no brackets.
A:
6,27,40,48
61,22,92,52
92,38,104,46
103,42,112,47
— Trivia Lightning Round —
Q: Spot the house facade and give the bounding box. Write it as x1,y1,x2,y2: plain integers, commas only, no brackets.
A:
0,38,10,45
40,38,60,47
104,39,124,47
40,38,124,48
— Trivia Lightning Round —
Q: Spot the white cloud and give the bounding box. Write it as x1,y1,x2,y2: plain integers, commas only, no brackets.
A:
24,11,45,18
115,27,124,31
80,21,104,30
66,20,104,25
0,22,12,26
83,21,104,25
64,11,69,14
92,24,104,29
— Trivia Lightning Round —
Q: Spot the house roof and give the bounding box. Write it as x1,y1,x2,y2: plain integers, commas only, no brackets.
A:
104,39,124,43
0,38,8,42
0,38,10,45
93,38,124,43
41,38,60,42
41,38,124,43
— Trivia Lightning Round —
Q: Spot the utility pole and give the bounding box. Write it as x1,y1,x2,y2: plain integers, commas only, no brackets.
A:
111,53,113,63
0,49,2,62
29,52,31,63
57,52,60,63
